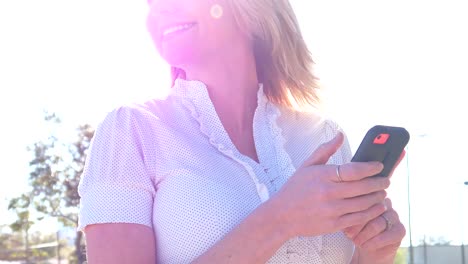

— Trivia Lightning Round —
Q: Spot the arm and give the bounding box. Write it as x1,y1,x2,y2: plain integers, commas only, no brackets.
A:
85,224,156,264
84,199,288,264
193,198,290,263
84,198,289,264
79,108,158,264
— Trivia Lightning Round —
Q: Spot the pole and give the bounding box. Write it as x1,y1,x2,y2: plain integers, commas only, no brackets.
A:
406,145,414,264
423,235,427,264
56,230,61,264
462,244,466,264
462,182,468,264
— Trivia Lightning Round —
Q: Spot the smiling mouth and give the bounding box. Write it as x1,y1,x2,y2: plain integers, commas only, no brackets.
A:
162,23,196,39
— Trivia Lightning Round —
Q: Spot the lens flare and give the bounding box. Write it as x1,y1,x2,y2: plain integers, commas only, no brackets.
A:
210,4,223,19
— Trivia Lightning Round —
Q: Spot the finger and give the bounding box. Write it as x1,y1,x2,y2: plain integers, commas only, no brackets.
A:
343,198,392,240
303,132,344,167
344,224,365,240
353,214,387,246
335,191,387,216
336,202,386,229
333,176,390,198
370,242,401,256
384,198,393,209
388,150,406,179
336,162,384,182
361,221,406,251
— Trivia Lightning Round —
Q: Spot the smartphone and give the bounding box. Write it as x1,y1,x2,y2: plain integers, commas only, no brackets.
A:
351,125,410,177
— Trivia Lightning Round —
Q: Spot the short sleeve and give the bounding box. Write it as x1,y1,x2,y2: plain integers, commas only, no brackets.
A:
78,106,156,232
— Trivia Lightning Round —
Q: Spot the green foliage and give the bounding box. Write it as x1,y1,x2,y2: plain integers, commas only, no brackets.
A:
394,247,408,264
8,194,34,232
8,112,94,225
13,112,94,227
0,230,23,260
7,111,94,263
0,230,56,262
9,210,34,234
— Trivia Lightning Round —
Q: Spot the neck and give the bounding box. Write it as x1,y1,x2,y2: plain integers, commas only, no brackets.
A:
183,45,259,133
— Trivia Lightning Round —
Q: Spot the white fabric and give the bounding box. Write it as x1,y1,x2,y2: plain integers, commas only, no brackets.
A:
78,79,355,263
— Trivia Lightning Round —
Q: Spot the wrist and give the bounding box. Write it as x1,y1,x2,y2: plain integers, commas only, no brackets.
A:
263,195,295,242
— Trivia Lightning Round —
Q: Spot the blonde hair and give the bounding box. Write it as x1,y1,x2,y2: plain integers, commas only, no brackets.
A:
172,0,320,110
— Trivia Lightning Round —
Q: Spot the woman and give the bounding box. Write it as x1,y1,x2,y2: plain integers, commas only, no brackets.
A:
78,0,406,263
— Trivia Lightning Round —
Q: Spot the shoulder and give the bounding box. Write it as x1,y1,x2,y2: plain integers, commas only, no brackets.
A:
96,96,182,136
99,100,163,127
277,106,345,141
277,106,352,165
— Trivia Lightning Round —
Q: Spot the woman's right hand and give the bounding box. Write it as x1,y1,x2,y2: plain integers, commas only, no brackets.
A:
270,132,389,238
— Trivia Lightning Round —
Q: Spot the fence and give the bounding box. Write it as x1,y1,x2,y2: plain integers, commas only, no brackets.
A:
405,245,467,264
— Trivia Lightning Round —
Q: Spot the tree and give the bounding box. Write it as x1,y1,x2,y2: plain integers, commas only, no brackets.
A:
0,226,23,261
8,112,94,264
0,227,56,262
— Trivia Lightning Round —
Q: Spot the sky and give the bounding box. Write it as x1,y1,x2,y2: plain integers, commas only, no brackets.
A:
1,0,467,247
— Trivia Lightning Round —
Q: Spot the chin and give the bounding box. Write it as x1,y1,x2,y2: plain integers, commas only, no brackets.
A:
160,43,200,69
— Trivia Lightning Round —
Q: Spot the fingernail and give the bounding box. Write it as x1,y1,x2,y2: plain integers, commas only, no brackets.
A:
376,162,384,170
330,133,340,142
381,190,388,198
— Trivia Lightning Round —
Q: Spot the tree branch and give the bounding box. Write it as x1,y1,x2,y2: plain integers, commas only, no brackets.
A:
50,212,78,226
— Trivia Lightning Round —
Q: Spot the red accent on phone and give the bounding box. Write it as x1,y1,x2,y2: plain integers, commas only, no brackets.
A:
351,125,410,177
373,133,390,145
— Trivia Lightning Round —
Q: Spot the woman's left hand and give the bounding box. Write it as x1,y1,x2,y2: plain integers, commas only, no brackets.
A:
344,198,406,264
345,150,407,263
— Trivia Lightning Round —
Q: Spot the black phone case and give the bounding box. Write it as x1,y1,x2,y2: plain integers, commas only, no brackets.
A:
351,125,410,177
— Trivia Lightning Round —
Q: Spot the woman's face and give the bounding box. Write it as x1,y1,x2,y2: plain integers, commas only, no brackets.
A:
147,0,247,69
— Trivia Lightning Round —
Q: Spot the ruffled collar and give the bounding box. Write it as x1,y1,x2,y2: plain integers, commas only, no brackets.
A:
170,78,269,111
170,78,270,147
169,78,296,203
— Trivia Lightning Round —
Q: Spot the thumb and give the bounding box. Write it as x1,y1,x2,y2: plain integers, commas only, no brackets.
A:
302,132,344,167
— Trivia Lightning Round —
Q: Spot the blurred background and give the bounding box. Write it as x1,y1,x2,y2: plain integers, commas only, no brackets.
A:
0,0,467,263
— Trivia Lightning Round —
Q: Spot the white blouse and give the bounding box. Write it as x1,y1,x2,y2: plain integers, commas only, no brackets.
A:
78,79,355,263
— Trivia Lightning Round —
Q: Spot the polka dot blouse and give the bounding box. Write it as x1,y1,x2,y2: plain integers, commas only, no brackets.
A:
78,79,355,263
